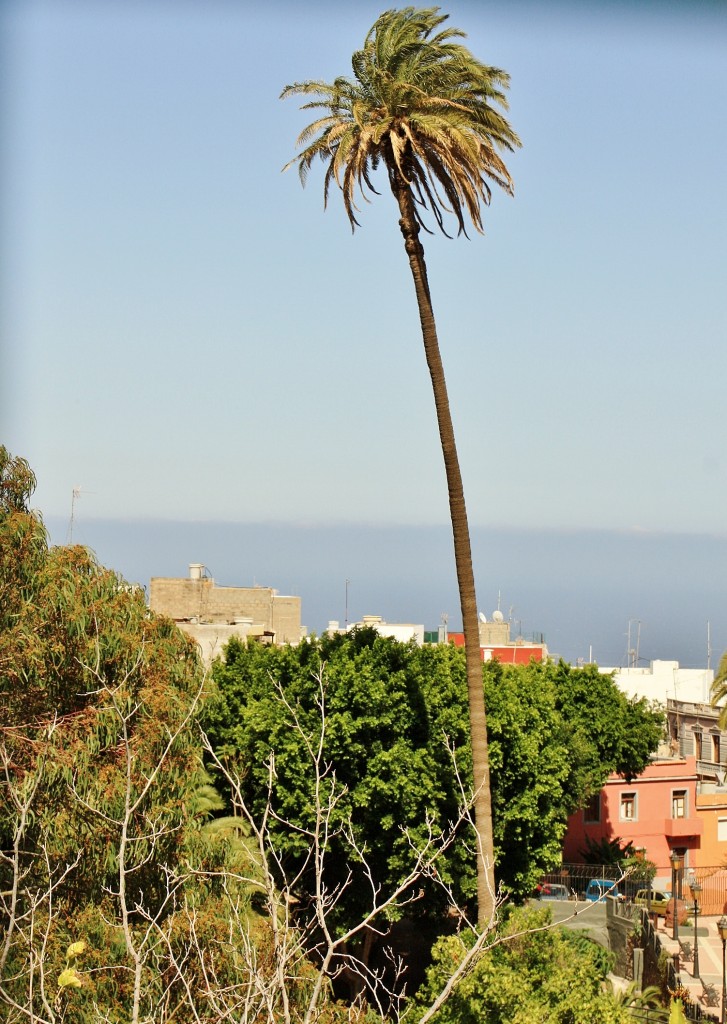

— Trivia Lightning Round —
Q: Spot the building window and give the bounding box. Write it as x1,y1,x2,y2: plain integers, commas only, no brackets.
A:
620,792,637,821
694,730,703,760
672,790,687,819
719,818,727,843
584,793,601,823
713,734,721,764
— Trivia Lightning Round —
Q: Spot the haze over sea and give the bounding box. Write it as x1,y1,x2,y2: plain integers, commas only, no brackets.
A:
46,516,726,672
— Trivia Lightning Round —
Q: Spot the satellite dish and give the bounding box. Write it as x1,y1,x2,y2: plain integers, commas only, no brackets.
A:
479,612,487,623
492,609,504,623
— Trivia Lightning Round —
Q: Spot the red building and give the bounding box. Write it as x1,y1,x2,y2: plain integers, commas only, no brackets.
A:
447,609,548,663
448,633,546,664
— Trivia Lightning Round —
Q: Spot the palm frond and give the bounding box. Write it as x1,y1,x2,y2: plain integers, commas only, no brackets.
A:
281,6,520,235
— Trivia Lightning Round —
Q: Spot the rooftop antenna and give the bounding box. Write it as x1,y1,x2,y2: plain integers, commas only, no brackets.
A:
439,611,449,643
67,486,82,544
66,485,97,543
345,578,350,629
626,618,641,668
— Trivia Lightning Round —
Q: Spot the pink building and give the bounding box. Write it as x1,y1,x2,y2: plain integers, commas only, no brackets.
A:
563,756,702,885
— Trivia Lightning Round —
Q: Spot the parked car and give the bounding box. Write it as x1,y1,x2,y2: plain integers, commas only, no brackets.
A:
584,878,621,902
539,883,571,901
634,889,671,916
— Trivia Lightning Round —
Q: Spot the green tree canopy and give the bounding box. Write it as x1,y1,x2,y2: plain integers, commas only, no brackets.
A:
205,629,477,931
0,448,47,632
205,633,664,923
413,905,631,1024
0,447,244,1022
552,660,664,792
485,659,662,891
0,457,208,910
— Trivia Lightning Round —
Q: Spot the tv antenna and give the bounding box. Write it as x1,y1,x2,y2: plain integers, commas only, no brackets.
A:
67,486,82,543
626,619,641,668
66,485,95,543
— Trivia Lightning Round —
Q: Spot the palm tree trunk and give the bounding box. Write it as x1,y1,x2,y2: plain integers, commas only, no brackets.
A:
390,177,496,927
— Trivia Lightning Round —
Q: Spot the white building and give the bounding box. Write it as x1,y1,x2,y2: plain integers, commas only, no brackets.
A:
599,660,716,706
327,614,425,645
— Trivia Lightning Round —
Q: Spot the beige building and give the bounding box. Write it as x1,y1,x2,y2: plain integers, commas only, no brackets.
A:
478,609,511,646
150,563,304,664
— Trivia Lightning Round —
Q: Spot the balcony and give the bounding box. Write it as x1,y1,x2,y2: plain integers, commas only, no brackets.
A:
664,817,703,838
697,759,724,781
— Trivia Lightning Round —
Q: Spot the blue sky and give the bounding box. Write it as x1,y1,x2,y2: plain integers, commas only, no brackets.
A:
2,0,726,659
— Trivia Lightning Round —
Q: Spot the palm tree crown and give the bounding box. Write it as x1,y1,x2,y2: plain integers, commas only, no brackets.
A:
282,6,521,235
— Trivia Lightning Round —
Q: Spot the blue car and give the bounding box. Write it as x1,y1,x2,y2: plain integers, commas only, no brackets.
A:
585,878,621,901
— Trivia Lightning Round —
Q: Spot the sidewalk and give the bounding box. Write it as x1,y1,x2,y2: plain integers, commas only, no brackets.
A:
655,913,725,1017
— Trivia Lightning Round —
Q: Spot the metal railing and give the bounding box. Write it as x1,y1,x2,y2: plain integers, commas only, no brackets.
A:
640,910,720,1023
538,864,727,914
538,863,640,900
682,867,727,917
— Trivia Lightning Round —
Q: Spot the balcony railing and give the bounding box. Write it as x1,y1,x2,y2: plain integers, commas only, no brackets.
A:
696,759,724,780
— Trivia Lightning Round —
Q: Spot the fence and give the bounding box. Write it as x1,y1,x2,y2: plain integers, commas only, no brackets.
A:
686,867,727,918
539,864,727,913
639,910,720,1023
539,863,638,900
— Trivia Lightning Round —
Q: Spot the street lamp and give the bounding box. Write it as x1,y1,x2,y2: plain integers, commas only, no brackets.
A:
670,850,684,943
717,915,727,1024
689,876,701,977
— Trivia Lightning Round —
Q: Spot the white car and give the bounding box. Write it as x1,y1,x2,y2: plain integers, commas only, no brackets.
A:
539,883,571,900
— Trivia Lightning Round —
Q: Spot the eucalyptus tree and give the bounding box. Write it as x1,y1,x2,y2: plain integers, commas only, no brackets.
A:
282,6,520,923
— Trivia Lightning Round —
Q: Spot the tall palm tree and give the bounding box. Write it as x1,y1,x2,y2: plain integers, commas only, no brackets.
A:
282,6,520,926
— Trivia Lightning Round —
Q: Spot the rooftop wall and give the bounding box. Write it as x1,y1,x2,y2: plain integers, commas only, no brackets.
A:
149,575,302,646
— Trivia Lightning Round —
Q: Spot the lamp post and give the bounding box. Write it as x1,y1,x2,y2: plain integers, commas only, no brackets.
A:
717,915,727,1024
671,847,683,942
670,850,684,943
689,876,701,977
